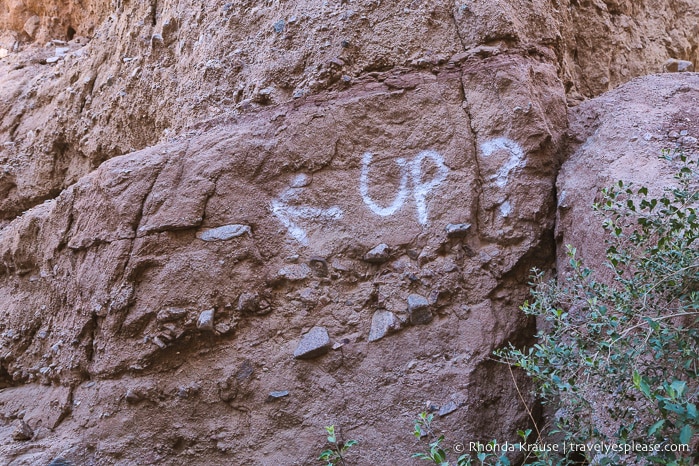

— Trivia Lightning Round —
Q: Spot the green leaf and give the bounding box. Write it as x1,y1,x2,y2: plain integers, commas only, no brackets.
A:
648,419,664,436
679,424,692,445
634,372,651,398
670,380,687,398
662,402,685,416
433,449,446,462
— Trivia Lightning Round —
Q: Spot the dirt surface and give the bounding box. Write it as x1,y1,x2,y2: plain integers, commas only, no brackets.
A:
0,0,697,464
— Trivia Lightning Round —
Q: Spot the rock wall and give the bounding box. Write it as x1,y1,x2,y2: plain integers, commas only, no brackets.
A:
1,0,698,226
0,0,697,464
558,72,699,274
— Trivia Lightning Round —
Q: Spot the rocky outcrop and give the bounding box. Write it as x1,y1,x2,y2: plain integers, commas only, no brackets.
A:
557,73,699,274
0,58,564,463
0,0,697,464
1,0,698,227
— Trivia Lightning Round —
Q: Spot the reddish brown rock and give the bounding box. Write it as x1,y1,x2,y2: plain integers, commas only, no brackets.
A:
557,73,699,275
0,0,696,464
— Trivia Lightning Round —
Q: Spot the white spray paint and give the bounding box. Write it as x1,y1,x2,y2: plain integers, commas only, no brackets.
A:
480,137,525,188
360,150,448,225
499,200,512,218
410,150,449,225
271,185,343,246
359,152,410,217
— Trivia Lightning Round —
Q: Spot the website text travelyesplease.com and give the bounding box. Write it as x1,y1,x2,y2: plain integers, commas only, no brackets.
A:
453,440,691,456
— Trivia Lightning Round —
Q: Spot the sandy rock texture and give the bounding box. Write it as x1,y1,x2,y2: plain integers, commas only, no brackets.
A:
1,0,698,227
0,62,564,465
557,73,699,273
0,0,697,464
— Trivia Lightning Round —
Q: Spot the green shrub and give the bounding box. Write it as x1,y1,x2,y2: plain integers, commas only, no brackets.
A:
411,411,512,466
499,151,699,464
319,425,358,466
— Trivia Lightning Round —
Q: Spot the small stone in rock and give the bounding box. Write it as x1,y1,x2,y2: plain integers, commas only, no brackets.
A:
197,309,215,331
152,336,167,349
438,400,458,417
237,292,260,314
309,256,329,277
48,458,73,466
293,326,330,359
125,389,142,404
157,307,187,322
23,16,40,38
445,223,471,238
408,294,432,325
368,310,401,342
663,58,694,73
364,243,390,263
199,224,251,241
278,264,311,281
266,390,290,402
12,420,33,441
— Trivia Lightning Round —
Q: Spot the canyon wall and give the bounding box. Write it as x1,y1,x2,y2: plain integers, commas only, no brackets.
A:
0,0,697,464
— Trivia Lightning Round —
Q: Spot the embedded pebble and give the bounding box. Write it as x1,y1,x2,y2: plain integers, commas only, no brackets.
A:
293,326,330,359
125,389,142,404
157,307,188,322
273,20,285,33
278,264,311,281
197,309,215,331
364,243,390,263
47,458,73,466
23,16,40,38
439,400,458,417
663,58,694,73
152,336,167,349
237,292,260,313
266,390,289,402
198,224,251,241
407,294,432,325
12,420,33,441
368,310,401,342
445,223,471,238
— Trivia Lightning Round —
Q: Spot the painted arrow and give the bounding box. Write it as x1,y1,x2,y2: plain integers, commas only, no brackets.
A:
271,184,343,246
